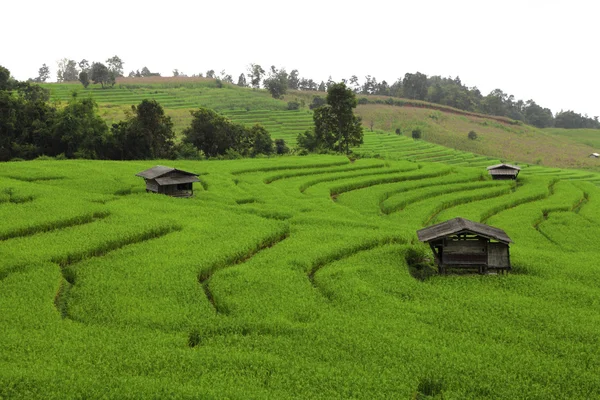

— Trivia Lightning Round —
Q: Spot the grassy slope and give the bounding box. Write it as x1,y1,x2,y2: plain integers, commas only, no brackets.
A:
356,104,600,171
1,157,600,398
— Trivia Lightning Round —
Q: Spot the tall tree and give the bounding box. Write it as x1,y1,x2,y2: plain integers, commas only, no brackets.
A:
263,66,288,98
78,59,90,74
78,71,90,88
53,94,108,158
90,62,114,88
402,72,428,100
288,69,300,90
0,65,11,90
237,73,247,87
111,99,174,159
57,59,79,82
247,63,265,89
36,64,50,83
305,82,363,154
106,55,124,77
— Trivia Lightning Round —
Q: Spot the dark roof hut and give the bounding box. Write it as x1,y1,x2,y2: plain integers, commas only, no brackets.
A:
136,166,199,197
417,217,513,274
486,163,521,180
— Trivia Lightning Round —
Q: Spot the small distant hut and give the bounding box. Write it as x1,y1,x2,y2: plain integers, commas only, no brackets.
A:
136,166,199,197
590,153,599,158
417,217,512,274
486,163,520,180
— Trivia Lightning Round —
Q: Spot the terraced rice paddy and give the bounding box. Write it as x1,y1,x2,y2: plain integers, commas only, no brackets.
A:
42,81,313,139
2,155,600,398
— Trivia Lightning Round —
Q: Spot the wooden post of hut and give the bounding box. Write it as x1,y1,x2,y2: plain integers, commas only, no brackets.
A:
486,163,521,180
136,166,200,197
416,217,513,274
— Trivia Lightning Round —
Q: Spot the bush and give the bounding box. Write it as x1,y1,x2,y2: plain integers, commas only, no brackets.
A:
309,96,326,110
174,142,201,160
275,139,289,155
395,128,401,135
405,247,436,281
468,130,478,140
287,101,300,110
357,97,368,105
412,128,422,139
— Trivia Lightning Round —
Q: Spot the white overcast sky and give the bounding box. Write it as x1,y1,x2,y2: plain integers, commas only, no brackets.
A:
2,0,598,117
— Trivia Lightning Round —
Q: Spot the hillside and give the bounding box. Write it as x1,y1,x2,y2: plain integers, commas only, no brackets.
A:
2,157,600,398
41,78,600,171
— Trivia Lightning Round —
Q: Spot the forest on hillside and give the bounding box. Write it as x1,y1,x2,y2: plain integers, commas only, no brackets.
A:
28,56,600,130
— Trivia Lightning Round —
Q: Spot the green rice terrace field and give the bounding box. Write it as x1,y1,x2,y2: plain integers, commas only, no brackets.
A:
2,155,600,398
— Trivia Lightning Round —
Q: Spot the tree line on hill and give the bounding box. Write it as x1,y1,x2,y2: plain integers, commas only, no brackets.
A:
28,56,598,130
0,66,288,162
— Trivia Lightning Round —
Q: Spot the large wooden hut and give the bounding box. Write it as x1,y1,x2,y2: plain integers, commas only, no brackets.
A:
417,217,512,274
486,163,520,180
136,166,199,197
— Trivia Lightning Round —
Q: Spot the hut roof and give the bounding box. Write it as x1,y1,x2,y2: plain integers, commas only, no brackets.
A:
591,153,599,157
136,166,199,182
417,217,512,244
486,163,521,171
155,175,199,185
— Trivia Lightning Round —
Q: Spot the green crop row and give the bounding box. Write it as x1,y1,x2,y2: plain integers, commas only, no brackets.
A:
2,156,600,399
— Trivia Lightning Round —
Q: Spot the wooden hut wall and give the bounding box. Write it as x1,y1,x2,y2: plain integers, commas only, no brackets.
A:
491,174,517,180
488,242,510,268
145,180,159,192
442,236,488,264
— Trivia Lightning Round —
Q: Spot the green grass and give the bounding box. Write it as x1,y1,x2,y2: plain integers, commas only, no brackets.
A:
2,156,600,398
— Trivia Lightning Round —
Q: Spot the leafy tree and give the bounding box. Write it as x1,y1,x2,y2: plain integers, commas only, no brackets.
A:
90,62,114,88
309,96,326,110
78,59,90,74
296,128,320,153
36,64,51,83
402,72,428,100
247,63,265,89
264,66,288,98
172,69,180,77
220,71,233,84
57,59,79,82
288,69,300,90
106,55,124,77
481,89,508,116
140,67,160,77
182,108,236,157
53,94,109,158
349,75,360,93
274,138,289,155
0,65,12,90
523,100,554,128
78,71,90,88
206,70,215,79
250,124,273,156
554,110,600,129
304,82,363,155
183,107,274,158
0,69,56,160
317,81,326,92
237,73,247,87
110,99,174,159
